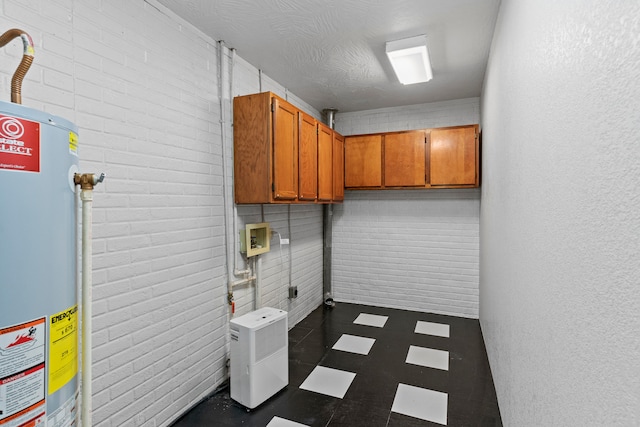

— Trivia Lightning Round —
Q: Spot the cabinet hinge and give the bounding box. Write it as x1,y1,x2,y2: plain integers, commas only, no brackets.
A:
272,183,275,192
271,103,275,112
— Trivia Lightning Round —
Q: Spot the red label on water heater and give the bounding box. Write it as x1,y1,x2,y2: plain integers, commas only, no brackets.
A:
0,114,40,173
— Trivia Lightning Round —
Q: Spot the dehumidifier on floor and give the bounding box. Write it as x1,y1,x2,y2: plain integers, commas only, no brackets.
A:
230,307,288,409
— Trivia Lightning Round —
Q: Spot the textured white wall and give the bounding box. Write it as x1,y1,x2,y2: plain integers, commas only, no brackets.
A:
0,1,323,426
480,0,640,425
333,99,481,318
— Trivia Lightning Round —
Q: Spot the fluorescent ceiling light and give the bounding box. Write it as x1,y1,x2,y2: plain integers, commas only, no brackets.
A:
386,35,433,85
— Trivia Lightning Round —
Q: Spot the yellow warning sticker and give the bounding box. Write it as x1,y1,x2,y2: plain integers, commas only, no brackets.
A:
48,305,78,395
69,131,78,156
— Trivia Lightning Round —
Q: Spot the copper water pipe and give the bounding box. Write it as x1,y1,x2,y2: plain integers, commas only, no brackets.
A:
0,28,35,104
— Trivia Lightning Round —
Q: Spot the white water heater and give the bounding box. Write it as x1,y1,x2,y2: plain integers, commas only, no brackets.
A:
230,307,288,409
0,99,79,426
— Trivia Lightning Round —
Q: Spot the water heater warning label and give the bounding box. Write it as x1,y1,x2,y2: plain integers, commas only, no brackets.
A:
0,115,40,173
0,318,46,426
68,132,78,157
48,306,77,395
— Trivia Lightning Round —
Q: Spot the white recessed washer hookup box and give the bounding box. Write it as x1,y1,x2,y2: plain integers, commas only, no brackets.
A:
230,307,288,409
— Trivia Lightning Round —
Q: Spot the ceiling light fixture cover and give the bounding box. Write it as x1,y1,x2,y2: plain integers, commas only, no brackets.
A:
386,35,433,85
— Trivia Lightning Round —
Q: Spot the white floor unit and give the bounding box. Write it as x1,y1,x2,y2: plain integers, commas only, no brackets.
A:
230,307,289,409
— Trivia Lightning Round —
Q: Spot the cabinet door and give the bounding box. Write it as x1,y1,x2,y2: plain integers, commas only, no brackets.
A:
272,97,298,200
317,123,333,201
344,134,382,187
384,131,426,187
333,132,345,201
430,126,478,186
298,112,317,201
233,92,271,204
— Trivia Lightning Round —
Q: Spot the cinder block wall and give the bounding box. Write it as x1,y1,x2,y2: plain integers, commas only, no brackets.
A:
333,99,481,318
0,1,323,426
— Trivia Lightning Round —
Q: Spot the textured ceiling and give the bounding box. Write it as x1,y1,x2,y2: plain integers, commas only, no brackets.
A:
156,0,501,113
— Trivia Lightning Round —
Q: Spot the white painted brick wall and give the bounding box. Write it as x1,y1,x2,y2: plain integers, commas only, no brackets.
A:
333,99,481,318
335,97,480,135
0,1,324,426
230,55,325,328
231,204,324,327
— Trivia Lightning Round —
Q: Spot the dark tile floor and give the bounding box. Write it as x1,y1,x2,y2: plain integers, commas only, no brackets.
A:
171,302,501,427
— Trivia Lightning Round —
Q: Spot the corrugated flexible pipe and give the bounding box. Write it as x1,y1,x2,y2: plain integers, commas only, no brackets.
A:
0,28,35,104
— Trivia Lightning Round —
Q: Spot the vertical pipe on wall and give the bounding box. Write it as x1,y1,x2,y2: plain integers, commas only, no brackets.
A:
322,109,338,307
74,172,104,427
80,188,93,427
255,257,261,310
322,205,333,305
228,47,249,280
220,41,249,312
287,205,293,290
219,40,233,302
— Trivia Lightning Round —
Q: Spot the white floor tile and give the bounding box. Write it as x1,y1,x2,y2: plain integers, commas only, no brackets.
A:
391,383,448,425
299,366,356,399
332,334,376,355
406,345,449,371
415,321,450,338
353,313,388,328
266,416,309,427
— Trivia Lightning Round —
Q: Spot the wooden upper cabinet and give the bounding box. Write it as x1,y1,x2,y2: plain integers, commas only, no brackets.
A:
233,92,271,204
344,134,382,187
384,131,426,187
272,97,299,200
317,122,333,201
343,124,479,190
333,132,345,201
430,125,478,186
298,111,317,201
233,92,298,204
233,91,344,204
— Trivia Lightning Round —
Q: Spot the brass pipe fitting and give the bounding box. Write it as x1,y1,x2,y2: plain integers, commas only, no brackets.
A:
74,173,105,190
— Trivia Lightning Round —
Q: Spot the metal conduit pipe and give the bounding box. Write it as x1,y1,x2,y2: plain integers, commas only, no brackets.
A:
0,28,35,104
322,109,338,307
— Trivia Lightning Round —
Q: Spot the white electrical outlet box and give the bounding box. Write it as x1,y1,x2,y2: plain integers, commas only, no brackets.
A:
280,238,289,245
